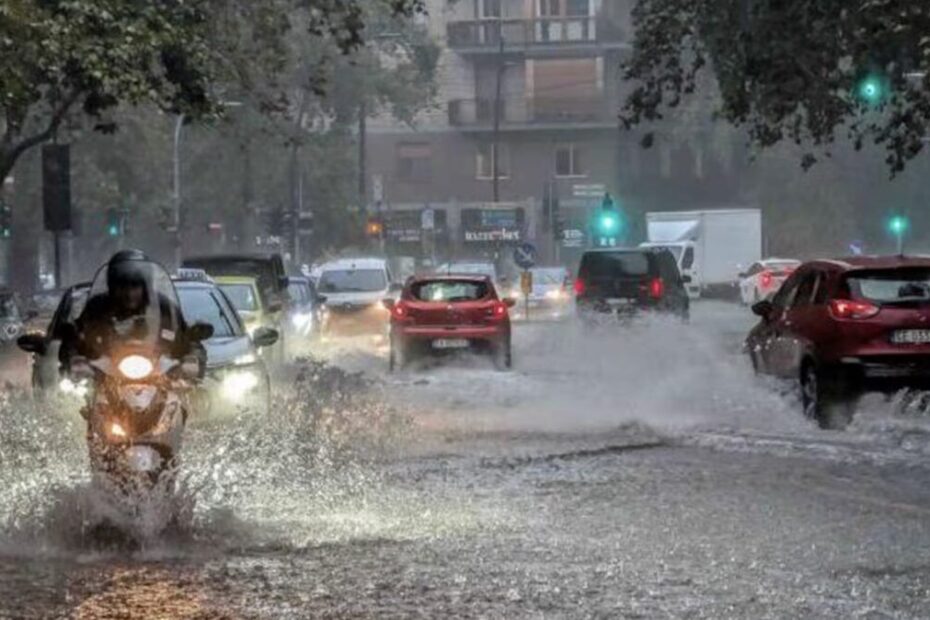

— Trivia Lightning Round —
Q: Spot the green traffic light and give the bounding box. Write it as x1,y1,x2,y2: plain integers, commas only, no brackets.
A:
598,211,619,234
888,215,909,235
858,76,884,105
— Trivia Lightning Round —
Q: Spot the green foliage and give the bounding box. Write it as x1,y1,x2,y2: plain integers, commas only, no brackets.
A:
622,0,930,174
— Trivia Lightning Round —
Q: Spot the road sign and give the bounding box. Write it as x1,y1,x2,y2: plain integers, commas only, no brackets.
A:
520,270,533,295
573,183,606,198
513,242,537,269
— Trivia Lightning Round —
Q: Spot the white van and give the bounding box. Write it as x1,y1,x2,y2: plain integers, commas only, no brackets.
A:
316,258,396,336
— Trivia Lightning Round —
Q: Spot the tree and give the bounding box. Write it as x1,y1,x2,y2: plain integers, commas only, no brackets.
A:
621,0,930,173
0,0,427,183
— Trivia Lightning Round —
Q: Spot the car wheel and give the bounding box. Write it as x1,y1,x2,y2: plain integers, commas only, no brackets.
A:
801,363,854,430
389,337,408,372
493,338,512,371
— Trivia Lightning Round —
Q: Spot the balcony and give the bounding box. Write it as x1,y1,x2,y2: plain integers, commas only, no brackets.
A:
448,96,615,129
447,16,628,52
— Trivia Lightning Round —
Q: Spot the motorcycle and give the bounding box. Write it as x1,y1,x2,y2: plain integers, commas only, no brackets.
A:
68,259,212,501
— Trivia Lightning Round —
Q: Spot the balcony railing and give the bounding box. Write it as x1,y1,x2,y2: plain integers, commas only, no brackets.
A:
447,16,626,50
448,97,613,127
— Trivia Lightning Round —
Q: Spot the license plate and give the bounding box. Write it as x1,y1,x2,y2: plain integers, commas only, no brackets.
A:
433,338,469,349
891,329,930,344
606,298,633,308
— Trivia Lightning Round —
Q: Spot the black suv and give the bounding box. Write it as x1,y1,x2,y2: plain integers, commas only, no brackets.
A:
574,248,690,321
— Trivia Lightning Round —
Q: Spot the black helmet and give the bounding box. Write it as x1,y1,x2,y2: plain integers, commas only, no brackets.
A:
106,249,151,292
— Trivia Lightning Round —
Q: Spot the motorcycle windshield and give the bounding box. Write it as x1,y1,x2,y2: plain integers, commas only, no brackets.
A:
85,259,182,352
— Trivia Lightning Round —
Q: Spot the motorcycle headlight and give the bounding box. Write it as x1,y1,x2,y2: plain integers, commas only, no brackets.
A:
221,370,261,400
109,421,128,438
118,355,154,380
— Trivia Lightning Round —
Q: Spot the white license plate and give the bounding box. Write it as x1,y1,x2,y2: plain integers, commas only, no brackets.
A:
606,298,634,307
433,338,469,349
892,330,930,344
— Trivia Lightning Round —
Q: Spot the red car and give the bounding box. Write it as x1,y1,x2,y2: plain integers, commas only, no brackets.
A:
385,275,515,371
746,256,930,429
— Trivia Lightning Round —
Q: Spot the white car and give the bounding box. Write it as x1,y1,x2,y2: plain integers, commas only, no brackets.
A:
739,258,801,304
317,257,397,337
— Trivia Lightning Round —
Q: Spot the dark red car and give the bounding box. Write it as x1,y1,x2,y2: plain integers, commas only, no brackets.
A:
746,256,930,429
384,274,515,371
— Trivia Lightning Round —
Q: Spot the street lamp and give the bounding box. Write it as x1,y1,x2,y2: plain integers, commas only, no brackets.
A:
172,100,242,267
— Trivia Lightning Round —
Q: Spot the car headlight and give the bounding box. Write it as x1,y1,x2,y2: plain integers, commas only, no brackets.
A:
118,355,153,380
291,312,312,328
221,370,261,400
545,289,566,300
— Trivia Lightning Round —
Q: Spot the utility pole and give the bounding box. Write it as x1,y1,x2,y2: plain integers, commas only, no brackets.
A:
492,35,504,203
359,100,368,212
172,113,184,269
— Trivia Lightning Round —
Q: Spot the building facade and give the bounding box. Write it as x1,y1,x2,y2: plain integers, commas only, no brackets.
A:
368,0,743,268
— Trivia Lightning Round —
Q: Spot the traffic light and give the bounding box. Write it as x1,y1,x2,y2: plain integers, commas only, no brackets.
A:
593,192,622,247
888,215,909,235
0,200,11,238
365,218,383,237
106,208,123,237
857,74,887,106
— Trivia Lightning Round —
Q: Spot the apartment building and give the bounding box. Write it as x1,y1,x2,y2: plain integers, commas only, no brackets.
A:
367,0,742,265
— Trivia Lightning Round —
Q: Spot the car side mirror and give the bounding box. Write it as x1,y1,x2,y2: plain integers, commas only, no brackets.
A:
17,333,46,355
738,272,748,279
503,298,517,308
252,326,279,348
751,300,775,320
189,321,215,342
382,298,395,310
682,275,692,284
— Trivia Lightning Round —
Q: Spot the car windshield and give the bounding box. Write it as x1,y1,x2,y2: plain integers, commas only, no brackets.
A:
846,269,930,304
411,280,489,302
178,287,239,338
219,283,260,312
318,269,387,293
531,269,567,286
581,252,651,277
287,282,308,304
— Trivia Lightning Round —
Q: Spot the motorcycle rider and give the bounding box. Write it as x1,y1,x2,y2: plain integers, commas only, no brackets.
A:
61,250,204,373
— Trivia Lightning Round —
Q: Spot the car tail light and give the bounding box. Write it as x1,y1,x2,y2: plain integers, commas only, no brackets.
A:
486,301,508,320
829,299,880,320
648,277,665,299
392,301,411,322
573,278,585,296
760,271,773,288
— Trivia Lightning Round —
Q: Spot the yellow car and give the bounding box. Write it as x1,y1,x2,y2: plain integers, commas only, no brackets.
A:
215,277,286,362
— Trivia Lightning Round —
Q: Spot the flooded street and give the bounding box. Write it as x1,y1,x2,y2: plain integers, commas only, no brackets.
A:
2,303,930,618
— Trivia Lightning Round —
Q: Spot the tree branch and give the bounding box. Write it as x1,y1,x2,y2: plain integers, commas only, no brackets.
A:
6,89,83,163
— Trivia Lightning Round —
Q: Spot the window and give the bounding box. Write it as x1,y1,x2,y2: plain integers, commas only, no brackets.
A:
566,0,589,16
772,271,802,310
681,247,695,270
219,284,260,312
538,0,560,17
791,272,819,308
555,144,584,177
814,273,831,305
396,142,432,182
477,142,510,179
845,269,930,304
411,280,490,302
319,269,388,293
178,288,238,338
480,0,501,18
580,252,650,278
